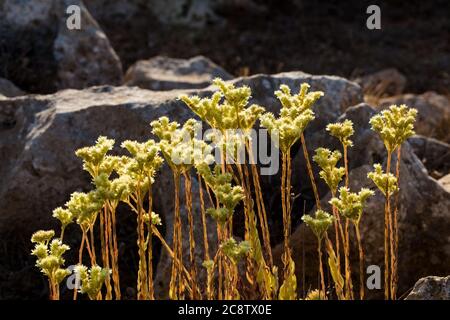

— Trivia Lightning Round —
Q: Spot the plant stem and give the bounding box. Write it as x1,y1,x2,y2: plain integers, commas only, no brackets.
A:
318,239,325,294
391,146,401,300
247,141,273,267
109,202,121,299
183,171,198,299
198,174,213,299
342,144,353,299
300,133,321,209
73,230,86,300
355,223,365,300
384,150,392,300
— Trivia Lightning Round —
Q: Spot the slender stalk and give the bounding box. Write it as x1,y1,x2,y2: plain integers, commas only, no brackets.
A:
342,144,354,299
198,174,213,299
183,171,198,299
391,146,402,300
49,278,54,300
318,239,325,294
343,219,354,299
146,187,154,300
281,151,293,281
73,230,86,300
247,141,273,267
109,203,121,299
355,223,365,300
147,226,154,300
89,225,97,265
384,150,392,300
136,179,149,300
170,171,184,299
330,191,342,272
100,206,112,300
300,133,321,209
151,225,193,294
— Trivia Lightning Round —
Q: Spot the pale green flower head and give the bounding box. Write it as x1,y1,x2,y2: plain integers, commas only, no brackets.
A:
75,136,115,177
198,164,244,224
369,104,417,152
121,139,164,178
143,211,162,226
94,173,132,202
302,209,334,240
313,148,345,193
305,289,327,300
206,207,232,225
275,83,323,116
66,191,103,228
31,235,70,283
31,229,55,244
330,187,374,223
260,83,323,153
326,119,354,147
180,78,265,131
75,265,109,300
220,238,251,263
202,259,214,270
97,155,124,177
151,117,202,172
197,164,244,211
52,207,73,228
367,164,399,197
260,109,315,153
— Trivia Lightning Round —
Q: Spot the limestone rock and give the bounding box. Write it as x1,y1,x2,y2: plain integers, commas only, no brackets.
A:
405,276,450,300
124,56,232,91
353,68,407,97
0,78,25,98
0,0,123,93
408,135,450,179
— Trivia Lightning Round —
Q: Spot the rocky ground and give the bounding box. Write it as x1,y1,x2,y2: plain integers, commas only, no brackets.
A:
0,0,449,299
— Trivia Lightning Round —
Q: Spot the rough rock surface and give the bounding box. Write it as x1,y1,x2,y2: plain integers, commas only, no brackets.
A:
0,78,25,98
439,174,450,193
408,135,450,179
0,0,123,93
273,103,450,298
124,56,233,91
379,92,450,143
354,68,407,97
0,71,362,299
405,276,450,300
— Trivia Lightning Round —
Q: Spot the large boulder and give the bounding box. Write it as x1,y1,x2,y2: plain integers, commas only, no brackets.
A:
124,56,233,91
0,0,123,93
0,71,362,299
405,276,450,300
353,68,407,98
273,103,450,299
408,135,450,179
0,78,25,98
379,92,450,143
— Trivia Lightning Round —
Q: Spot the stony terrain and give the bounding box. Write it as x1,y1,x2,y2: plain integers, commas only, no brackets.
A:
0,0,448,299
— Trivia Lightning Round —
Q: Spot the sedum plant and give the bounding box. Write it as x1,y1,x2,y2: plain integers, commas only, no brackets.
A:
31,230,71,300
324,119,355,299
369,104,417,300
330,187,374,299
74,265,109,300
30,78,418,302
302,210,334,295
260,83,323,299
